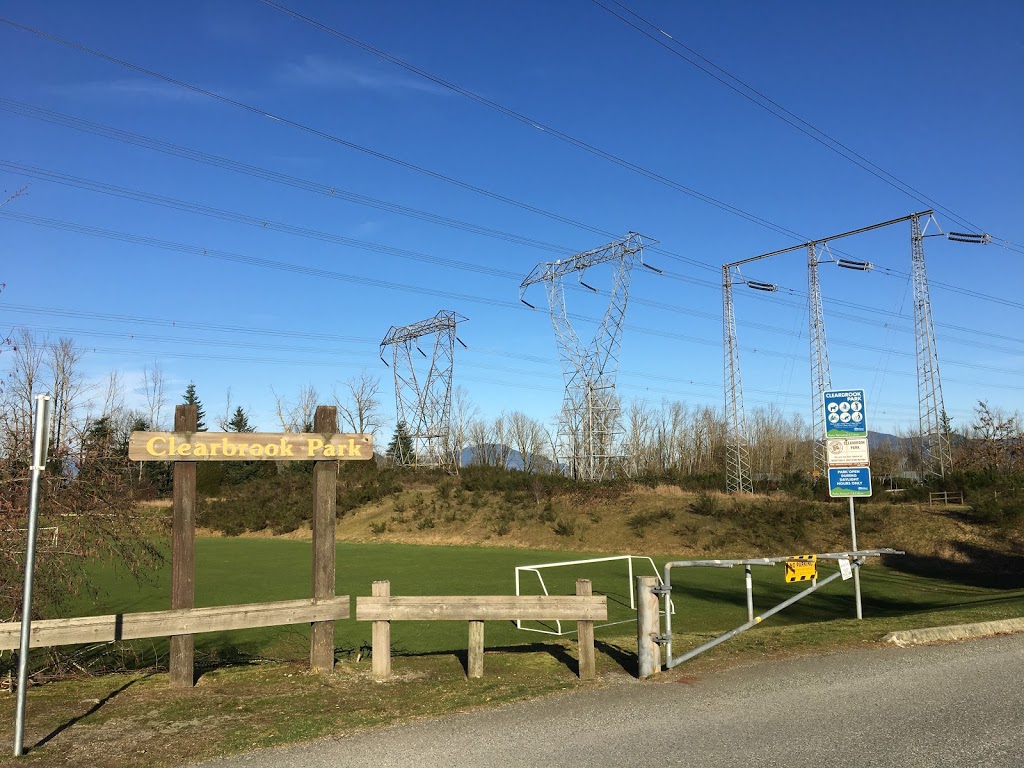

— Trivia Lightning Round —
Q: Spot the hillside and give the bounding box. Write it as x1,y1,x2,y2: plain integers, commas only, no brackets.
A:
194,469,1024,586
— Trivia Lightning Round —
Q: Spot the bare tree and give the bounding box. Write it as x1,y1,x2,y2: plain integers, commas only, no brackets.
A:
447,386,477,468
49,337,86,453
466,418,494,466
334,372,384,436
507,411,546,473
140,361,167,431
621,399,656,478
216,388,235,431
0,329,46,459
272,384,319,432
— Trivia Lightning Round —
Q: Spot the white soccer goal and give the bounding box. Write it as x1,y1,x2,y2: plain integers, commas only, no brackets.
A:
514,555,673,636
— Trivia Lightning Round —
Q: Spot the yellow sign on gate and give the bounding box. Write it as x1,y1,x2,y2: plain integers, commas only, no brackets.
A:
785,554,817,583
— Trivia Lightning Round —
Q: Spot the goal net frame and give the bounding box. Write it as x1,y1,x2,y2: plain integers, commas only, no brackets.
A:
514,554,673,636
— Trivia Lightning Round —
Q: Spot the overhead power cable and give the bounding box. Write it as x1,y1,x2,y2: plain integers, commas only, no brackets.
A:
589,0,991,237
0,97,580,258
0,17,649,244
2,14,811,261
259,0,806,241
0,97,718,278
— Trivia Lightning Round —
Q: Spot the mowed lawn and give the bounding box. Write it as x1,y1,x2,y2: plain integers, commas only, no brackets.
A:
70,538,1024,666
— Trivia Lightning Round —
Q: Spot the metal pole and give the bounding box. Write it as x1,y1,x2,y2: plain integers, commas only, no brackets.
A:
849,496,863,619
668,570,844,668
14,394,52,757
662,564,674,665
745,566,754,623
635,576,661,678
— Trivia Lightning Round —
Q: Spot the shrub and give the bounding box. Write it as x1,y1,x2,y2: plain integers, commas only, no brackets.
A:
688,493,721,518
552,517,578,537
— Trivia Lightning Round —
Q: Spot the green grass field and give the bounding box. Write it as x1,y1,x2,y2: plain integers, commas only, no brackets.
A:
7,537,1023,767
68,538,1024,670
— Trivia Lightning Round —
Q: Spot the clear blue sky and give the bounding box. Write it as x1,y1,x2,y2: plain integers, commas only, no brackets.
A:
2,0,1022,438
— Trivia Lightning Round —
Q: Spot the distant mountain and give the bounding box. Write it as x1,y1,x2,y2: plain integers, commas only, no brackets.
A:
460,444,558,472
867,430,909,451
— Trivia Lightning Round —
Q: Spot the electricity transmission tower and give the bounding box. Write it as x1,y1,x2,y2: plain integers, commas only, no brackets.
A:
808,243,837,479
911,213,952,479
722,264,754,494
520,232,658,481
380,310,467,472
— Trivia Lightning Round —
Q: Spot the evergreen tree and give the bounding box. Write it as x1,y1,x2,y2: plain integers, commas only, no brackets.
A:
386,421,414,465
182,382,208,431
223,406,266,485
226,406,255,433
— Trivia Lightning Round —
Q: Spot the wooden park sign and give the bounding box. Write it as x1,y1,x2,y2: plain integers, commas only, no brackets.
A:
129,431,373,461
129,405,373,688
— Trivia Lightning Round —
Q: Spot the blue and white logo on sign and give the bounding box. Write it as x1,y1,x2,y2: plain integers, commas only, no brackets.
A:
823,389,867,438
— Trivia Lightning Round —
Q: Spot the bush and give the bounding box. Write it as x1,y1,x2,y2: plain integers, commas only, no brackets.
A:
552,517,578,537
688,492,721,518
626,509,675,538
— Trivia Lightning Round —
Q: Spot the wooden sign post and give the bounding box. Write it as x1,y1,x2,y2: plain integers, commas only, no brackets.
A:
311,406,337,673
170,405,197,687
130,410,373,686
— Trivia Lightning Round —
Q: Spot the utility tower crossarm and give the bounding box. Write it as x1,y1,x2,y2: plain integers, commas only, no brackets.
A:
519,232,656,300
380,311,467,350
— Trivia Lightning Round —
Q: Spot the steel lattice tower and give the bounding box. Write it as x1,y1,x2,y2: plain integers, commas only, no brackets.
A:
808,244,833,480
380,310,467,472
722,265,754,494
520,232,657,481
911,214,952,478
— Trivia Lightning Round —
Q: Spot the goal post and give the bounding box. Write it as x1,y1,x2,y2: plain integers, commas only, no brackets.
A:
514,555,672,636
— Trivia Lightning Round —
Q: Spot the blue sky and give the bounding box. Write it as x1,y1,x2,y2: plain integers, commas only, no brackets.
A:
1,0,1022,438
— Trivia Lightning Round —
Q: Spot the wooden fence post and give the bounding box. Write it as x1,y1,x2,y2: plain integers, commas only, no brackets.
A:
170,404,197,688
371,580,391,681
467,620,485,679
576,579,596,680
636,575,661,679
310,405,338,674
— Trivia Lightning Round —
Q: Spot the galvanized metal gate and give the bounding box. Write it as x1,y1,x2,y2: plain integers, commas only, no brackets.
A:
636,548,903,677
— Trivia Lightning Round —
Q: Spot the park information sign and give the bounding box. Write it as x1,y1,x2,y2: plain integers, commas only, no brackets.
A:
827,466,872,497
824,389,871,498
128,432,373,461
823,389,866,437
826,437,870,467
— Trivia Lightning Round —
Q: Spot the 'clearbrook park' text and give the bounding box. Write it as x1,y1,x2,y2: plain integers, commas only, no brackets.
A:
128,432,374,462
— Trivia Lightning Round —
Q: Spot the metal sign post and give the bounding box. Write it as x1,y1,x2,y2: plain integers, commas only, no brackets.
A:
14,394,52,757
824,389,871,620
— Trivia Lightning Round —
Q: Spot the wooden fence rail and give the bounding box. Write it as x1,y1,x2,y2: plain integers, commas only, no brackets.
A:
0,597,350,651
355,580,606,681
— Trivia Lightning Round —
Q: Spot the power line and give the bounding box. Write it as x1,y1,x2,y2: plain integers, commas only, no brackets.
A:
0,97,580,258
589,0,992,237
0,16,656,245
6,206,1022,369
258,0,810,241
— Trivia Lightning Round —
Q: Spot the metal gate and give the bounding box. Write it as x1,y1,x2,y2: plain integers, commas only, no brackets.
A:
636,548,903,676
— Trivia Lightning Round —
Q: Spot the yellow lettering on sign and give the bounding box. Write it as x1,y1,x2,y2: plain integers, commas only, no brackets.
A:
348,438,362,457
279,437,294,457
307,438,324,457
146,436,167,457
